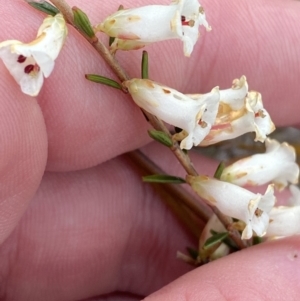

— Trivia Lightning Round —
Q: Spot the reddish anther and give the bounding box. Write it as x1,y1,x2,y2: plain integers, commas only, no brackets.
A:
181,15,190,25
181,17,195,27
17,55,27,63
24,64,34,74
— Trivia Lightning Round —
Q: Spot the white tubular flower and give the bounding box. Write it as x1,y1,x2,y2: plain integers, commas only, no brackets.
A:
123,78,220,150
0,13,67,96
266,206,300,237
200,76,275,146
220,139,299,190
96,0,211,56
187,175,276,239
288,185,300,206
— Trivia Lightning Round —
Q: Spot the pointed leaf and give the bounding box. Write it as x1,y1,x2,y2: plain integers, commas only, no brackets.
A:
203,232,228,250
148,130,173,147
27,1,59,16
141,51,149,79
142,174,186,184
85,74,122,90
214,161,225,179
211,230,238,250
73,6,95,38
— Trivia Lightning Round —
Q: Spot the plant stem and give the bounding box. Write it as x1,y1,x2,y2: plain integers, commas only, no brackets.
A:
50,0,129,81
211,207,246,249
49,0,246,249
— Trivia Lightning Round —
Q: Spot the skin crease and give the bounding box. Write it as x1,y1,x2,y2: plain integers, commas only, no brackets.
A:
0,0,299,300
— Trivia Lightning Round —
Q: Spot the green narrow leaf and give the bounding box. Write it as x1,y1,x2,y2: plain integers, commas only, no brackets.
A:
203,232,228,250
27,1,59,16
148,130,173,147
142,174,186,184
211,230,238,251
85,74,122,90
72,6,95,38
214,161,225,179
141,51,149,79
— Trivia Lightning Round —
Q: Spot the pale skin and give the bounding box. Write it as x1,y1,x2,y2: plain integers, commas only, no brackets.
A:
0,0,300,300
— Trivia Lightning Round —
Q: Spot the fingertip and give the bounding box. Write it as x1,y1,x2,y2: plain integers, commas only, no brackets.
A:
144,236,300,301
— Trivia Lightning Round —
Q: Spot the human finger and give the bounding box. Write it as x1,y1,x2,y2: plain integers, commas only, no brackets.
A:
144,236,300,301
0,154,196,300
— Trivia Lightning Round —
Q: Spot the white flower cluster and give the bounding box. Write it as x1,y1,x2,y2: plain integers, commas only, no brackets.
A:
189,139,299,240
122,71,299,241
124,76,275,150
1,1,297,244
95,0,300,241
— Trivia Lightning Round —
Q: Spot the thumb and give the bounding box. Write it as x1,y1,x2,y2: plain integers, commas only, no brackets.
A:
144,236,300,300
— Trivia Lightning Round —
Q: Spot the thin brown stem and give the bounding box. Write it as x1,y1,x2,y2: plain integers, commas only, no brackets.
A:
50,0,74,24
50,0,129,81
211,207,247,249
50,0,246,249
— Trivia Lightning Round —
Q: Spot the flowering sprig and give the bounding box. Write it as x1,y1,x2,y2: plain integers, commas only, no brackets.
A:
15,0,299,263
0,13,67,96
